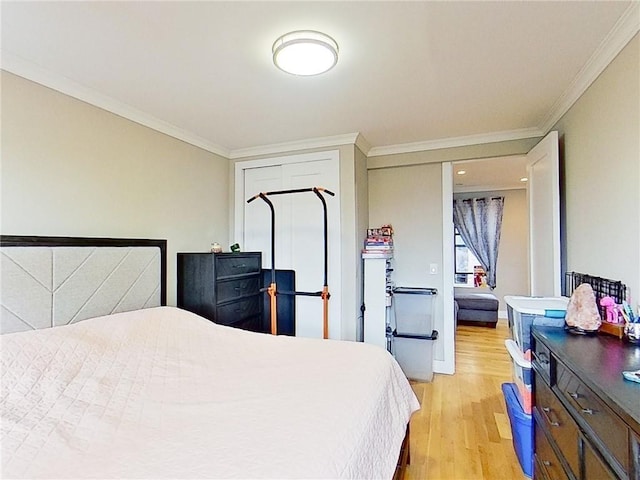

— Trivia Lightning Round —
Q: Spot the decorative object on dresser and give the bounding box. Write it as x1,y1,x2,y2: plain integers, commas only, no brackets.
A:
531,326,640,480
177,252,263,332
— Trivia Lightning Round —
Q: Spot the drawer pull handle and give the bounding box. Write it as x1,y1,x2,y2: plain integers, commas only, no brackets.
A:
542,461,552,467
568,392,579,399
234,287,241,291
581,408,594,415
541,407,560,427
233,264,247,268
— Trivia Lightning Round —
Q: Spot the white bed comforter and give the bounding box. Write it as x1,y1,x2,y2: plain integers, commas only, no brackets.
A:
1,307,419,479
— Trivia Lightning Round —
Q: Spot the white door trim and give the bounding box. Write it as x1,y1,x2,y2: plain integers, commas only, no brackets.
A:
435,162,455,375
233,150,340,247
526,131,561,296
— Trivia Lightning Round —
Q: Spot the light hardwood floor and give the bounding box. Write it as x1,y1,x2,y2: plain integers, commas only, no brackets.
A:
405,320,529,480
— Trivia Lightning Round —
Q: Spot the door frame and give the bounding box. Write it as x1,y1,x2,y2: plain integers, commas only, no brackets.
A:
526,131,561,296
438,162,456,374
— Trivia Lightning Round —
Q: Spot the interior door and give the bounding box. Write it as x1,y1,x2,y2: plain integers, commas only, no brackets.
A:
526,131,561,296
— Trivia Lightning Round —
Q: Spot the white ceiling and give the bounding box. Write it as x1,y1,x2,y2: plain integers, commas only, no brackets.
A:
452,155,528,193
1,1,637,163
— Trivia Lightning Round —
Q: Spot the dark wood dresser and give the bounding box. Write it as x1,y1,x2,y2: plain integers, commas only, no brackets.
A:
531,326,640,480
177,252,263,332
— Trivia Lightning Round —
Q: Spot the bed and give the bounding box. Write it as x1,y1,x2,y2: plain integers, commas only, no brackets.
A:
0,236,419,479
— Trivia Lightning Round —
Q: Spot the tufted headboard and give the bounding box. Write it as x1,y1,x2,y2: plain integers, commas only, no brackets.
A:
0,235,167,334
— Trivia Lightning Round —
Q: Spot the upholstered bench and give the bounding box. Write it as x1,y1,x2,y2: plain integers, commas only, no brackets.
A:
454,292,499,328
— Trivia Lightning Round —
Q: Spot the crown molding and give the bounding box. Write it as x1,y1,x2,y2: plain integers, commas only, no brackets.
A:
228,132,360,159
1,51,231,158
539,2,640,133
354,133,372,155
367,127,543,157
3,0,636,164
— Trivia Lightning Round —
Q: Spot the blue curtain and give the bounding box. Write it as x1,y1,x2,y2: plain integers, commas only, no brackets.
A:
453,197,505,289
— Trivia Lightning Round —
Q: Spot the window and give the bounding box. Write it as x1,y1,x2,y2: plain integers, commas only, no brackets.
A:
454,229,483,287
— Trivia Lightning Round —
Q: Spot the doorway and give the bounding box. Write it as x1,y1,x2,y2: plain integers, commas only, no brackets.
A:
451,155,530,319
442,132,562,373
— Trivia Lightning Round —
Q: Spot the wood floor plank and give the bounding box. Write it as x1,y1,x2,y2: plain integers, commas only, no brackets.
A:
406,320,528,480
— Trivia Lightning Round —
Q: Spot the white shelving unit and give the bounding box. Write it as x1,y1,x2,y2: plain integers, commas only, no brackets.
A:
362,251,393,349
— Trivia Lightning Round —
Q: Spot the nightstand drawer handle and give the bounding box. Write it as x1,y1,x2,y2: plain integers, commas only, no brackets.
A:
542,461,552,467
233,264,247,268
542,407,560,427
568,392,579,399
581,408,594,415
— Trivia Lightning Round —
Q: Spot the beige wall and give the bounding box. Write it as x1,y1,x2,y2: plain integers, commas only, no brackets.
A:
454,189,529,313
368,163,445,360
1,72,230,305
369,34,640,327
553,34,639,302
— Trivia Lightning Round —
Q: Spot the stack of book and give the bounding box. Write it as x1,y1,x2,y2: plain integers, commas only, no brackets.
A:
363,225,394,254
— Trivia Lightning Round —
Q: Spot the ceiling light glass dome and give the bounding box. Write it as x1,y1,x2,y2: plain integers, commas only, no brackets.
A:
272,30,338,76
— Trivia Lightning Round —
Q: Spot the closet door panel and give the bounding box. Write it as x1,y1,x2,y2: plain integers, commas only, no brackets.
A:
282,160,341,339
242,156,341,339
243,165,285,269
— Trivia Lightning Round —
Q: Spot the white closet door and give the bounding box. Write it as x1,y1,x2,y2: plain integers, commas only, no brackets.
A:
244,165,284,269
242,156,341,339
283,160,341,339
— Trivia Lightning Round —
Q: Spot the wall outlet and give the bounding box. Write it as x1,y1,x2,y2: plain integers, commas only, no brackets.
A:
429,263,438,274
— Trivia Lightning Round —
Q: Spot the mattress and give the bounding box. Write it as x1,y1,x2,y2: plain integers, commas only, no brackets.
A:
1,306,420,479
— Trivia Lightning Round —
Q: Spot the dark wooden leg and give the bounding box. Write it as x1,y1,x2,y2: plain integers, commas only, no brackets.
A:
393,424,411,480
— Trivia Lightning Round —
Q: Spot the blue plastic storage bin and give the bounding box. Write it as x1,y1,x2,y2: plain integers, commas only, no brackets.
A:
502,382,533,477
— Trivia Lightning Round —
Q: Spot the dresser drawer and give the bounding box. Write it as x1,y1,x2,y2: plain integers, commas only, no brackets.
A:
532,337,554,386
534,372,580,478
534,454,550,480
216,276,261,303
535,420,570,480
215,254,261,277
582,436,617,480
632,430,640,480
556,361,629,475
216,296,261,324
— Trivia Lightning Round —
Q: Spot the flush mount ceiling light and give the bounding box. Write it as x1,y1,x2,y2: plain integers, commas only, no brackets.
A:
272,30,338,76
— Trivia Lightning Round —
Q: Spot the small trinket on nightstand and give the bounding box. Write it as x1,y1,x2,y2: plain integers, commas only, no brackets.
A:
211,242,222,253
